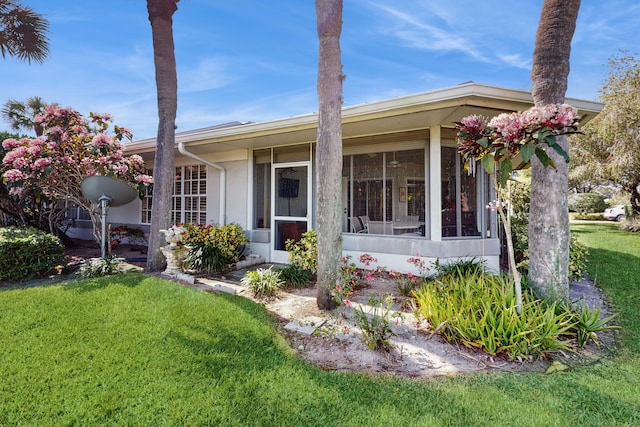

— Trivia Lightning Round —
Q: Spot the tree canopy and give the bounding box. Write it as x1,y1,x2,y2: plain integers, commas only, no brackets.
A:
571,53,640,213
0,0,49,63
1,105,152,241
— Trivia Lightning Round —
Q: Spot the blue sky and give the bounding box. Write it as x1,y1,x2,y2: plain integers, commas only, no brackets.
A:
2,0,639,140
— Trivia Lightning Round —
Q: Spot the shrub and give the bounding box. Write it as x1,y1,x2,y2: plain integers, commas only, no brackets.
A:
285,229,317,274
0,226,66,281
573,213,605,221
568,236,590,280
509,181,590,281
76,257,126,278
621,215,640,232
351,293,397,351
567,301,618,348
518,236,589,282
182,223,247,273
415,270,574,360
396,273,420,297
568,193,608,214
429,257,485,281
331,255,380,305
241,266,283,297
277,264,314,288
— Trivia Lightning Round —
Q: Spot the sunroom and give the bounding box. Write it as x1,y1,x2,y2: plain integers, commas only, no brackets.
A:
122,82,601,274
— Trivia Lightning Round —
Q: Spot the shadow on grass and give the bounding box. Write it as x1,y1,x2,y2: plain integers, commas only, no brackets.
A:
61,272,149,293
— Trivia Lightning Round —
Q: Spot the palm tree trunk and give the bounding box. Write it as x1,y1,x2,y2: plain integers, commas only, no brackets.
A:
146,0,179,272
528,0,580,303
315,0,343,310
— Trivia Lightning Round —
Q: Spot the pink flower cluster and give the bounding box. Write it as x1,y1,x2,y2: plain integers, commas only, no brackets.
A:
2,105,153,206
455,103,579,178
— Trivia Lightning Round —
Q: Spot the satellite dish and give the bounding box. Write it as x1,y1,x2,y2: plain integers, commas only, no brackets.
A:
81,175,138,207
81,175,139,259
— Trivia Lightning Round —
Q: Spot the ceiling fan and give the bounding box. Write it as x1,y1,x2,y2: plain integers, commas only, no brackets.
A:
388,152,401,168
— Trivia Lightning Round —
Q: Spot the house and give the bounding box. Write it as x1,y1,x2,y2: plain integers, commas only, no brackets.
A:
85,82,602,274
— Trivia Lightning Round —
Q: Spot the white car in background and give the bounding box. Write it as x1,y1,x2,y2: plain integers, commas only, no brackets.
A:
604,205,626,221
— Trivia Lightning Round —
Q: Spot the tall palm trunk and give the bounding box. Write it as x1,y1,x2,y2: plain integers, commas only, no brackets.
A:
528,0,580,302
315,0,343,310
146,0,179,272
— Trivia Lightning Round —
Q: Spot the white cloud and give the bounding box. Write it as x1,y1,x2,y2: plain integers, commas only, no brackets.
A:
373,5,489,62
497,54,531,70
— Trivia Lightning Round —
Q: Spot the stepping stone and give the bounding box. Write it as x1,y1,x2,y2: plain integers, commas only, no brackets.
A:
284,316,326,335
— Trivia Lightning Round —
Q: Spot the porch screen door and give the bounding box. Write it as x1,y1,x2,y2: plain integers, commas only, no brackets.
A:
272,162,310,263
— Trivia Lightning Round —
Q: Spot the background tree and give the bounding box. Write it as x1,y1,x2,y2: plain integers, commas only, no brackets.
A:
1,105,152,244
528,0,580,303
0,130,28,226
2,96,47,136
0,0,49,63
146,0,179,272
577,53,640,214
315,0,343,310
568,125,608,194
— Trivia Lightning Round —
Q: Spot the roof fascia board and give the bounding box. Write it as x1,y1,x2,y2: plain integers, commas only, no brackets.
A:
127,83,602,151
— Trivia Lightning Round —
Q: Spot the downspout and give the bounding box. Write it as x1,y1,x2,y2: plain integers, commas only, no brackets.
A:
177,142,226,225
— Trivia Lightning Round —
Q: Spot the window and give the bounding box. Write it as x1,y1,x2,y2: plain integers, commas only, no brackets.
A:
441,147,484,238
253,149,271,229
140,165,207,224
343,148,425,235
59,201,91,222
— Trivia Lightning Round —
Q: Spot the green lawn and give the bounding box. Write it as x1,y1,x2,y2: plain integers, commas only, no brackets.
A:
1,221,639,426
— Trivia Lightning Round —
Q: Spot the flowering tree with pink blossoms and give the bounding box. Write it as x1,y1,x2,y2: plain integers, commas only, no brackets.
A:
455,104,579,312
2,105,152,243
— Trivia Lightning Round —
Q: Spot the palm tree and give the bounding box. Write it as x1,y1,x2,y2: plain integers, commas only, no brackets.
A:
1,96,47,136
528,0,581,303
315,0,344,310
0,0,49,63
145,0,179,272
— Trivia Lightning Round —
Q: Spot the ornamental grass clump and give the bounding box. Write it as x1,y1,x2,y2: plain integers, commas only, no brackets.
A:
76,257,126,278
277,264,314,288
415,270,575,360
241,266,284,297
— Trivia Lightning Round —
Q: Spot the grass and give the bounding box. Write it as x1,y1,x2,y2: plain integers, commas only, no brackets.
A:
0,221,639,426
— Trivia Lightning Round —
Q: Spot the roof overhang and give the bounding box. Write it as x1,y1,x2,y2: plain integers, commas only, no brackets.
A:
126,82,603,158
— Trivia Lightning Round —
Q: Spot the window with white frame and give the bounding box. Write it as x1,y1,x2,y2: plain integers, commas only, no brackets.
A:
140,164,207,224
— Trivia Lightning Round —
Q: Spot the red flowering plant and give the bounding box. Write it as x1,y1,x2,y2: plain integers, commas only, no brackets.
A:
331,253,383,306
455,104,579,313
2,105,153,243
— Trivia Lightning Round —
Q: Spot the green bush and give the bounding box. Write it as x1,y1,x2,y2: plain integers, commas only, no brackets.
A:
509,181,590,281
241,266,283,297
518,236,589,282
568,193,608,214
427,257,485,282
182,223,247,273
285,229,317,274
277,264,314,288
572,213,605,221
0,226,66,281
415,270,574,360
568,236,590,280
